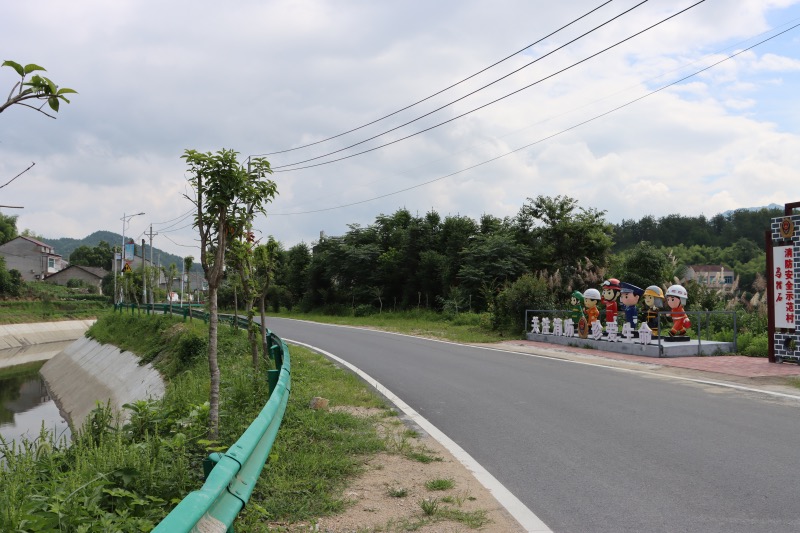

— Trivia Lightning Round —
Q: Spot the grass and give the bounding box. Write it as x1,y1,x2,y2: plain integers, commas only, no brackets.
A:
271,308,510,344
425,478,455,491
0,312,389,531
0,283,110,324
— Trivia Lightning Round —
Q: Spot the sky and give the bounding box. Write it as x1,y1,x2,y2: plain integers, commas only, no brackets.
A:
2,0,800,259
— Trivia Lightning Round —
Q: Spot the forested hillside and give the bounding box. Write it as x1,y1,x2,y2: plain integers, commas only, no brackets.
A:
44,231,199,272
246,197,782,329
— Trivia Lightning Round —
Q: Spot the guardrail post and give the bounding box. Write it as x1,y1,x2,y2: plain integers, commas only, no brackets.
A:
267,369,280,397
203,452,224,479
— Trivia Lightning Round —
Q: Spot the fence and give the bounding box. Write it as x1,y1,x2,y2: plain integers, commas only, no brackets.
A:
113,303,291,532
524,308,739,356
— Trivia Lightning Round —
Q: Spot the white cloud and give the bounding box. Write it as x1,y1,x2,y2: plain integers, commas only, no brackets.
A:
2,0,800,257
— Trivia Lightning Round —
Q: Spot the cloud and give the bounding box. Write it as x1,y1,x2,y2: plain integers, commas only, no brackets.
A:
2,0,800,258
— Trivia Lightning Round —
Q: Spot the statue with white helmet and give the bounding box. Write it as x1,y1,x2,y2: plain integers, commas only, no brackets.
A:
665,284,691,339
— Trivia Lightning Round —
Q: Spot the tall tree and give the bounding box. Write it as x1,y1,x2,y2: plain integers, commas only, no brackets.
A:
182,148,276,439
0,212,18,244
518,195,614,273
69,241,113,270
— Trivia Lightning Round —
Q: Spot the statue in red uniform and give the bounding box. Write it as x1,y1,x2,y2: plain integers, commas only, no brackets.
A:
601,278,621,327
665,284,691,338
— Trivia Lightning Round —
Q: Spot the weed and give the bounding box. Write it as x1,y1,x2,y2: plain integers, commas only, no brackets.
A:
387,486,408,498
425,478,455,491
419,497,439,516
406,449,442,464
438,507,490,528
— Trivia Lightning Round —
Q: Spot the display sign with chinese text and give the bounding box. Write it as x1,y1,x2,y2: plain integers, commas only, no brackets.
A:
773,245,796,329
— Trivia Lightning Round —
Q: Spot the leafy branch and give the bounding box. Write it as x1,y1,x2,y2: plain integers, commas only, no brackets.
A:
1,60,77,118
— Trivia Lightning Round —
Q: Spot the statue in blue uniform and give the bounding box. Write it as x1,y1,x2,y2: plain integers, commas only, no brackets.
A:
619,282,644,330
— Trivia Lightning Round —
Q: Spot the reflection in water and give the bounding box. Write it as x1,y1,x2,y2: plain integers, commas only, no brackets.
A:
0,362,71,446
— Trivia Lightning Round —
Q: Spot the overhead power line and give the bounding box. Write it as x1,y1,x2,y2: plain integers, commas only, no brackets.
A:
254,0,616,157
270,0,703,173
270,0,650,170
268,21,800,216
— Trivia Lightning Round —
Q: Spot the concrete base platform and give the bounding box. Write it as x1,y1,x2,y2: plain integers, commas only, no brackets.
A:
526,332,734,357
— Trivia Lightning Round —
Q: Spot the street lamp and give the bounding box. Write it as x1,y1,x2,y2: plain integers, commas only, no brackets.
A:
115,211,145,305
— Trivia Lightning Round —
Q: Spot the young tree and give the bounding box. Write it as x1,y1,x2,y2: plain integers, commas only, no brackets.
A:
182,148,276,439
183,256,194,319
162,263,179,313
253,237,281,366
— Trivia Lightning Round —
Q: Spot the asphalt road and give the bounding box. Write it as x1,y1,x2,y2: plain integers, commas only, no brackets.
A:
266,317,800,533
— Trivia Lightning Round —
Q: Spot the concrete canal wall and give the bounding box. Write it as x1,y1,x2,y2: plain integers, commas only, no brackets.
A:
41,336,165,429
0,320,96,369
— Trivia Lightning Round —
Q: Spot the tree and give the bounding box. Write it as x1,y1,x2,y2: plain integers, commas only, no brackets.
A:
1,61,76,118
183,148,277,439
253,237,281,365
2,61,76,209
0,212,17,244
162,263,179,313
619,241,672,290
69,241,113,270
183,256,194,319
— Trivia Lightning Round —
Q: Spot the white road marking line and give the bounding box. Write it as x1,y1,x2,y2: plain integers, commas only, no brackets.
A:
284,337,553,533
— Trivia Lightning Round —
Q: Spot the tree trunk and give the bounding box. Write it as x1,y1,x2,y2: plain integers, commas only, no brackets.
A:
259,295,268,366
246,299,258,370
207,285,221,440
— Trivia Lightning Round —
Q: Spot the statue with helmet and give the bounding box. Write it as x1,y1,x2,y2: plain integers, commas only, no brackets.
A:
642,285,665,336
665,284,691,340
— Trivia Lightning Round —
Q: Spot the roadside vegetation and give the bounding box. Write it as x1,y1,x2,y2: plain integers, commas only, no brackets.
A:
0,282,109,324
1,312,451,531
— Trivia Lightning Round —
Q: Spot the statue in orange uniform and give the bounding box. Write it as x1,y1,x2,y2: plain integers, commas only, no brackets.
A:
665,284,691,338
601,278,621,326
583,288,601,325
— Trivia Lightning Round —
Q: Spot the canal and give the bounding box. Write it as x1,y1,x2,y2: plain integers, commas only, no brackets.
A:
0,350,72,448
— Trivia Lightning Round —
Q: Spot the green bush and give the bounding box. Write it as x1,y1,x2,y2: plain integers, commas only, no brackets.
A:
494,273,555,334
743,334,769,357
354,304,376,317
177,330,207,365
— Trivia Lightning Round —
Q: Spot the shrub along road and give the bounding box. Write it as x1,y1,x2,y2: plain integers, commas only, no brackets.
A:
265,316,800,533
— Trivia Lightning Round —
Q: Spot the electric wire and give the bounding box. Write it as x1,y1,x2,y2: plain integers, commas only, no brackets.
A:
273,16,800,211
270,0,651,170
151,213,194,234
268,21,800,216
254,0,616,157
271,0,703,173
157,221,196,234
151,208,194,226
160,233,198,249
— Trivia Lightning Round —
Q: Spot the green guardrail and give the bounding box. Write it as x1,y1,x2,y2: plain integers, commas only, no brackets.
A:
114,303,291,532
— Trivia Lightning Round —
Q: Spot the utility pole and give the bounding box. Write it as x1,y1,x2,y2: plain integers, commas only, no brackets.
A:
141,239,147,305
148,224,158,304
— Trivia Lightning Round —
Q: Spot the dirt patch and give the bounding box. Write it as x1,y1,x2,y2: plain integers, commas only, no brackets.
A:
279,406,525,533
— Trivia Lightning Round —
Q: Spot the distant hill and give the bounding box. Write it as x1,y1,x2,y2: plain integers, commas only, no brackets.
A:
44,231,202,272
720,204,782,217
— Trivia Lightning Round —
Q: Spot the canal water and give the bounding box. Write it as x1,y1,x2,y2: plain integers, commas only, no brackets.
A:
0,350,72,448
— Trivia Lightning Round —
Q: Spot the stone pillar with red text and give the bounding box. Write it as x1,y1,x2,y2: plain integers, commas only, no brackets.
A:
771,210,799,363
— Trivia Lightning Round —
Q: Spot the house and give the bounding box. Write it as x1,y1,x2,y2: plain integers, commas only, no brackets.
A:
0,236,65,281
45,265,109,294
684,265,735,292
